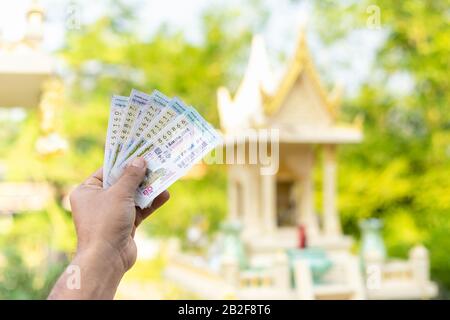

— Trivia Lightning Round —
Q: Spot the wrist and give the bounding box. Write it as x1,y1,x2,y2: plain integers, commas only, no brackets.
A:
66,244,125,299
76,241,127,276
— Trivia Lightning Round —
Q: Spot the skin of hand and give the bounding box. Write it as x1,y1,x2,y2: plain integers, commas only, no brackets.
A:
48,157,170,300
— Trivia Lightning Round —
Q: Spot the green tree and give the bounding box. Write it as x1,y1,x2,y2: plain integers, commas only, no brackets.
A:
0,1,269,298
311,0,450,294
57,1,268,238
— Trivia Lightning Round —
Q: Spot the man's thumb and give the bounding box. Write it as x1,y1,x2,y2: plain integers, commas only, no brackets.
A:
112,157,146,196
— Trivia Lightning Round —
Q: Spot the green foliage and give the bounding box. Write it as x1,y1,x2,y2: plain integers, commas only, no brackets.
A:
0,1,266,298
0,208,70,299
60,2,262,126
2,0,448,298
143,166,227,238
53,1,267,237
312,0,450,293
0,247,65,300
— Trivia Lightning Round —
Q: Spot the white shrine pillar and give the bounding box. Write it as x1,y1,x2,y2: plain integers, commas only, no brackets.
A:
298,151,319,238
323,144,341,236
227,176,239,221
261,172,276,233
243,167,260,235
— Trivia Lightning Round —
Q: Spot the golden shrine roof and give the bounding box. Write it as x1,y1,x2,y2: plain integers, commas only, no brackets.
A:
264,28,340,119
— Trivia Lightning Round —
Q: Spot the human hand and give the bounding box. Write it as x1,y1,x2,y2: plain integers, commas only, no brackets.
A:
48,157,169,299
70,157,169,272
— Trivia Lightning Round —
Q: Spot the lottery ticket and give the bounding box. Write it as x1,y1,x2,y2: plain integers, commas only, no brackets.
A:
134,109,222,208
107,89,154,178
102,88,222,208
103,95,128,187
120,90,169,153
112,98,188,175
108,98,190,185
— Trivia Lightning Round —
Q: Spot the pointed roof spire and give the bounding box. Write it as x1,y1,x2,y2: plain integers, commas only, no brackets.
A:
235,35,274,98
264,24,339,119
27,0,45,17
216,22,362,144
217,34,275,132
24,0,45,48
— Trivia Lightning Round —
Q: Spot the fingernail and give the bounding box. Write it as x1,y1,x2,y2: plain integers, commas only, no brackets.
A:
131,157,146,168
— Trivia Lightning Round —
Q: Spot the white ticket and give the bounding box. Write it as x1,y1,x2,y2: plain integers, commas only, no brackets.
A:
113,98,188,174
103,95,128,187
121,90,169,153
107,89,154,179
103,88,222,209
134,109,222,208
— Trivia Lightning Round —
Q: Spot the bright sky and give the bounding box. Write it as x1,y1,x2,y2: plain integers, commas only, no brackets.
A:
0,0,388,96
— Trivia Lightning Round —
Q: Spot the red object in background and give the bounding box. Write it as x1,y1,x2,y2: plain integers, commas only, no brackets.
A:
298,224,307,248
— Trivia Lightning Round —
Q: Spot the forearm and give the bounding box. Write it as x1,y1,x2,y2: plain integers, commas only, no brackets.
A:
48,246,125,300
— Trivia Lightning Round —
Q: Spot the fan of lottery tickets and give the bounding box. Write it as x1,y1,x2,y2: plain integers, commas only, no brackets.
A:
103,89,222,209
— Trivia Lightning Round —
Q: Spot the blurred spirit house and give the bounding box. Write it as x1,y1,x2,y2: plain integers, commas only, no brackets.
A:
0,1,64,216
166,30,437,299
